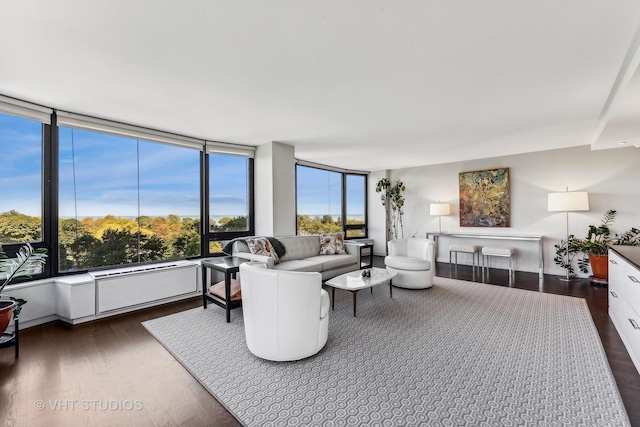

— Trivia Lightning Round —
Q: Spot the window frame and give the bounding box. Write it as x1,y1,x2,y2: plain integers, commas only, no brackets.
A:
0,106,54,279
203,154,255,255
342,173,368,238
2,97,257,279
295,164,368,239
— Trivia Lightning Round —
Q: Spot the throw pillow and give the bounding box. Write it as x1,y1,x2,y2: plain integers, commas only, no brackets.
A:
319,232,346,255
245,237,280,263
319,234,337,255
334,232,346,254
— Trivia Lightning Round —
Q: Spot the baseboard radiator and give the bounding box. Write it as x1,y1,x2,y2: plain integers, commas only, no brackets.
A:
90,260,198,314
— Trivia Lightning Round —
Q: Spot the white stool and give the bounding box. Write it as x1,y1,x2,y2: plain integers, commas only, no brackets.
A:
449,244,480,279
481,246,515,283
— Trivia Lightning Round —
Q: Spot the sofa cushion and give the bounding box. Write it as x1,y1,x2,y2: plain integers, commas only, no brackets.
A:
385,255,431,271
245,237,279,263
304,254,356,271
273,259,323,273
209,279,242,301
277,236,322,261
231,240,250,254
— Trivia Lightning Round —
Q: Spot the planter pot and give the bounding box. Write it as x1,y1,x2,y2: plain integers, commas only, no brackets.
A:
0,300,16,333
588,254,609,280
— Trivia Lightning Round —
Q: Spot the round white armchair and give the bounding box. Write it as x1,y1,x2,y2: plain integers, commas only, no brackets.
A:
239,262,330,361
384,238,435,289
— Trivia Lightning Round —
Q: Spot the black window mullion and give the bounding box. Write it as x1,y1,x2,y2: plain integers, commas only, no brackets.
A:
43,114,58,277
201,150,209,257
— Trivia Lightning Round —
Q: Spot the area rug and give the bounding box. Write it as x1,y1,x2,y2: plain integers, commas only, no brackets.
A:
142,276,630,426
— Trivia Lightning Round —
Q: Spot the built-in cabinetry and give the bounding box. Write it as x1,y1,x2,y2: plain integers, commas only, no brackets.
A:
608,246,640,374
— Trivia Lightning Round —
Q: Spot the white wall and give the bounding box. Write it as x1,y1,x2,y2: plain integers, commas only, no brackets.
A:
382,145,640,276
254,141,296,236
368,169,388,256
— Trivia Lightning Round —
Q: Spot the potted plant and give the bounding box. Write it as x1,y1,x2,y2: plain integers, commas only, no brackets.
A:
554,210,640,280
0,243,48,333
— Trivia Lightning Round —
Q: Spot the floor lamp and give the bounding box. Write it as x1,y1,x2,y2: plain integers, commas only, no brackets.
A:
430,202,451,234
547,188,589,281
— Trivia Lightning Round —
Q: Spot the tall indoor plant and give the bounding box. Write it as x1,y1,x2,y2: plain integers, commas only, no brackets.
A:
375,178,406,241
0,243,48,332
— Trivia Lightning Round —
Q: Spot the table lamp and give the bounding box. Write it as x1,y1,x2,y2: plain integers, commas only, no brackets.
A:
430,202,451,234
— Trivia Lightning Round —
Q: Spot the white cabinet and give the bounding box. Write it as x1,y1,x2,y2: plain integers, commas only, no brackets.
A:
609,247,640,374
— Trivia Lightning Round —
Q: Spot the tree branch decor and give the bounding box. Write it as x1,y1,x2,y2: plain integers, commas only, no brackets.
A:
375,178,406,240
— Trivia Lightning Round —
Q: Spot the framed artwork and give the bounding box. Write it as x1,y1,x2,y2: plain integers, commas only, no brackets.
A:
459,168,510,227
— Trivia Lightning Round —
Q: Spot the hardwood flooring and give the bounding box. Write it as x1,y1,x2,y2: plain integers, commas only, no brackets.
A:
1,259,638,426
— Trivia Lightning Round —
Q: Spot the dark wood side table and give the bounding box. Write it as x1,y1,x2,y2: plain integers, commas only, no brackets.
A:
0,316,19,358
202,257,242,323
356,243,374,269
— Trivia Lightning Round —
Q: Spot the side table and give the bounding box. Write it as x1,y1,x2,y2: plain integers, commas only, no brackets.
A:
202,257,242,323
356,243,374,269
0,316,19,358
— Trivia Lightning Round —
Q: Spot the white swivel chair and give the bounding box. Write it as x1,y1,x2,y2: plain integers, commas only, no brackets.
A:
384,238,435,289
239,262,330,361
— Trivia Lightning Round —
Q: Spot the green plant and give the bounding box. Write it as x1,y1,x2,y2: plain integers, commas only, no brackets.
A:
554,210,640,275
0,243,48,316
375,178,406,239
553,235,583,277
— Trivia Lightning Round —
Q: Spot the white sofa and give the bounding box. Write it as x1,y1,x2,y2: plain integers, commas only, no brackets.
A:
384,238,435,289
239,262,330,361
232,235,360,281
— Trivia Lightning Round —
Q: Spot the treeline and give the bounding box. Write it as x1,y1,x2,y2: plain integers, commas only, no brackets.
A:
297,215,364,235
0,211,363,270
0,211,246,271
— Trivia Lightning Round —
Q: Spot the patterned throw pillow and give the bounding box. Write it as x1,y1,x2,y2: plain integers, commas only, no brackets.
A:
334,232,346,254
319,232,347,255
245,237,279,263
319,234,337,255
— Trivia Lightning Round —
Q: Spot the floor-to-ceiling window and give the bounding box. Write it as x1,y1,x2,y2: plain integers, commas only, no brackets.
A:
296,164,367,237
58,125,202,271
207,151,253,253
345,173,367,237
1,96,256,279
0,98,53,277
0,112,44,243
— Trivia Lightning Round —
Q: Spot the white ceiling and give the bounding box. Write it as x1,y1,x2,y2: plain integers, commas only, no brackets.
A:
2,1,640,171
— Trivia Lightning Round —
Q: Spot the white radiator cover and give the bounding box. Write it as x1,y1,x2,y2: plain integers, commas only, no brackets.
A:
91,260,198,313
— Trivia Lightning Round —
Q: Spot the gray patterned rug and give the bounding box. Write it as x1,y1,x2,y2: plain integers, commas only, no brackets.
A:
142,276,630,426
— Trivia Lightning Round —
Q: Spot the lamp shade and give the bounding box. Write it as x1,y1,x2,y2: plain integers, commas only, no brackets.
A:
430,203,451,216
547,191,589,212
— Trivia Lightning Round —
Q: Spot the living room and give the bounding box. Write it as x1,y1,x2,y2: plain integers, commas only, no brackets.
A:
2,2,640,426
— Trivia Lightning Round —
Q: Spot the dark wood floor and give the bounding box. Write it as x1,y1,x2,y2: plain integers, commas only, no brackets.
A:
1,259,639,427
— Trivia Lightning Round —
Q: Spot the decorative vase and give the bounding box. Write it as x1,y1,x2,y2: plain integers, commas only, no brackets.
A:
0,300,16,333
588,254,609,280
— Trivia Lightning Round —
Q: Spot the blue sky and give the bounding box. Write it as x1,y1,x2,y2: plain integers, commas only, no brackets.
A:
2,112,364,219
296,166,365,217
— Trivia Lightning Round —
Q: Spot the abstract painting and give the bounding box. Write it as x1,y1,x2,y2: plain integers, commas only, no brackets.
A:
459,168,510,227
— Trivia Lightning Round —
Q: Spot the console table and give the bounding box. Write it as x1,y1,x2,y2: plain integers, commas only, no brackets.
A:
426,232,544,280
202,257,242,323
